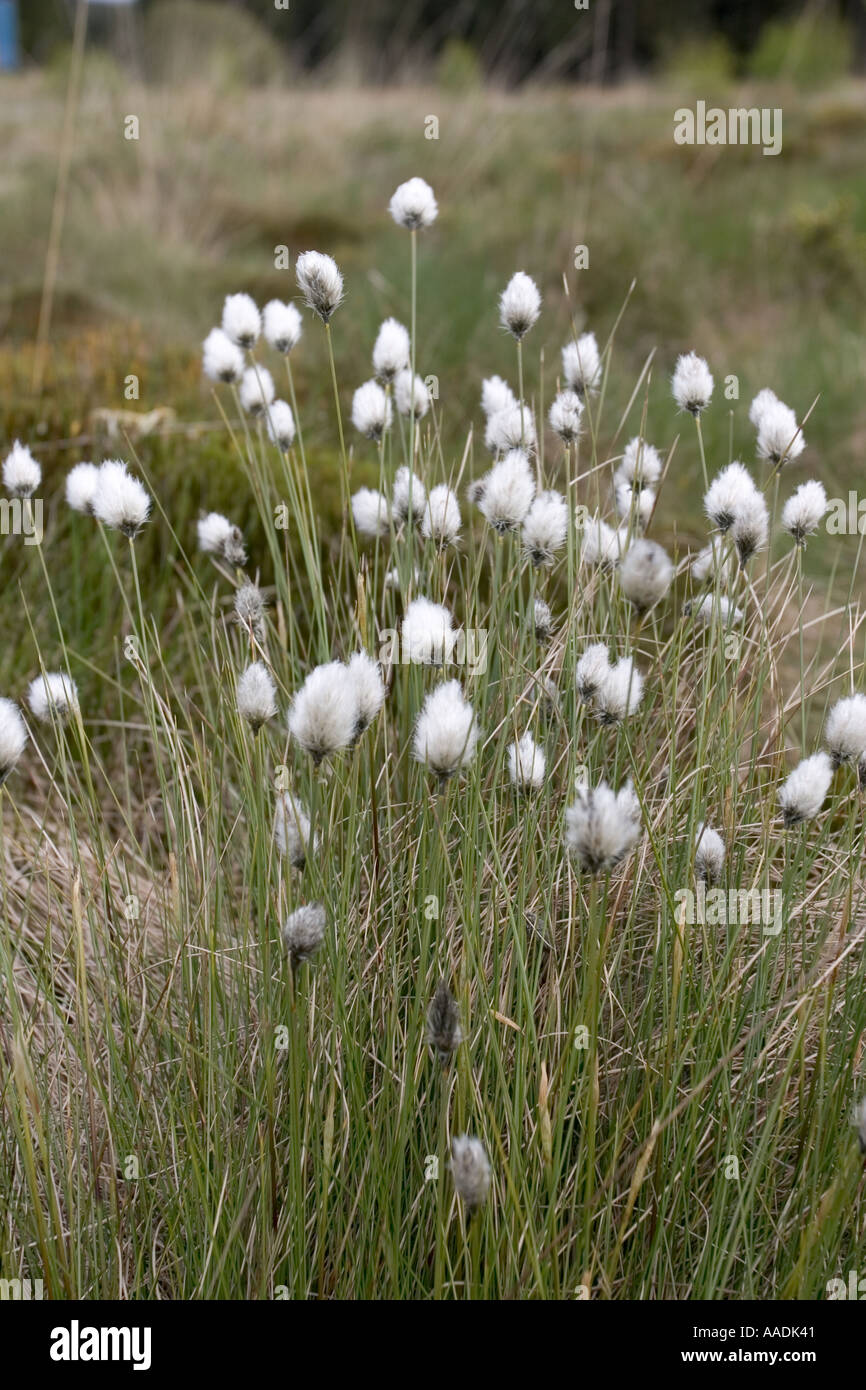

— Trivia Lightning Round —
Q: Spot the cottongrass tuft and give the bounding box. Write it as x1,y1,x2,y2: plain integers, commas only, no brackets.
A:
756,397,805,468
615,436,663,491
731,490,769,566
782,480,827,545
690,535,733,584
346,651,386,738
562,332,601,397
521,490,568,568
565,779,642,873
234,582,266,640
618,538,674,612
695,822,726,884
853,1098,866,1155
689,594,744,626
282,903,327,969
239,365,275,417
580,513,626,569
481,376,517,418
274,792,316,870
221,292,260,349
288,661,358,764
262,299,302,355
484,403,536,457
27,672,78,724
749,388,779,428
672,351,713,415
508,732,546,792
395,370,430,420
499,271,541,340
704,461,758,534
421,484,461,547
65,462,100,515
3,441,41,499
266,400,296,452
92,460,151,538
426,981,463,1065
548,390,584,445
778,752,834,828
351,380,393,441
352,488,391,539
392,466,426,526
824,694,866,768
477,450,535,533
388,177,438,230
202,327,244,385
412,680,478,781
594,655,644,725
237,661,277,733
533,597,553,644
402,597,456,666
372,317,411,383
197,512,247,567
615,482,655,533
295,251,344,323
450,1135,491,1212
576,642,611,704
0,698,27,785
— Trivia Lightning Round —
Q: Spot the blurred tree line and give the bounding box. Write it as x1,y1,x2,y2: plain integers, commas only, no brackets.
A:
17,0,866,80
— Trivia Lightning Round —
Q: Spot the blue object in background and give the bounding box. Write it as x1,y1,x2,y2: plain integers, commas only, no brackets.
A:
0,0,18,71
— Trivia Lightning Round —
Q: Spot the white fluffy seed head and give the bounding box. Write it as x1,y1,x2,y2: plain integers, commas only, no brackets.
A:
346,651,385,737
65,462,100,514
234,582,266,638
565,779,641,874
421,484,461,546
484,403,536,456
615,436,663,490
392,466,426,525
704,461,758,533
756,398,805,467
27,672,78,724
266,399,296,452
274,793,316,869
275,795,316,872
672,351,713,415
695,822,726,883
478,450,535,533
450,1135,491,1210
548,390,584,445
372,318,410,383
92,460,151,538
619,539,674,611
749,388,779,428
825,694,866,766
413,680,478,780
221,292,261,349
690,594,744,626
197,512,246,567
402,597,456,666
690,535,733,584
388,177,438,230
202,327,245,384
239,365,275,416
295,250,344,322
351,487,391,539
351,380,392,441
731,490,769,566
533,597,553,643
615,482,655,532
595,656,645,725
481,376,517,418
562,333,601,397
778,751,834,827
508,732,546,792
580,514,627,569
3,441,41,498
782,480,827,544
237,661,277,732
288,661,358,763
395,370,430,420
0,697,27,784
576,642,611,703
282,903,327,968
499,271,541,340
853,1098,866,1155
262,299,303,354
522,490,568,567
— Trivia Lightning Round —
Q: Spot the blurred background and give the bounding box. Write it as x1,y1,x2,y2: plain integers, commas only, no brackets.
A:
1,0,865,581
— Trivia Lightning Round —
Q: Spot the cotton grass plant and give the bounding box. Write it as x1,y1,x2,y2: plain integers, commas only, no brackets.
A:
3,176,866,1304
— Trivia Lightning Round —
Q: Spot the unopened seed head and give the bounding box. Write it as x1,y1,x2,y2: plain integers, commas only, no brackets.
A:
450,1135,491,1211
234,582,266,638
282,903,327,968
426,981,463,1065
